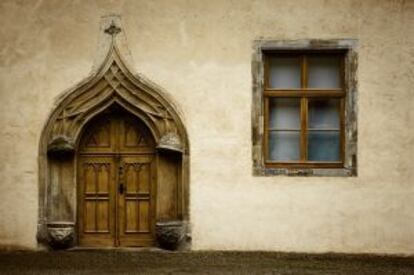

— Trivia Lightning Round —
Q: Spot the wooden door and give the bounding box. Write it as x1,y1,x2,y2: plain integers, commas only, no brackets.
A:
78,156,116,246
118,155,155,246
78,112,155,247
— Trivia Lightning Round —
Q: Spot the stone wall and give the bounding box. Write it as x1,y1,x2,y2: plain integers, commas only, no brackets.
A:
0,0,413,254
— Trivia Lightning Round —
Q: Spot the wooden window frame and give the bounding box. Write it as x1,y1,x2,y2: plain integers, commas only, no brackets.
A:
263,52,345,169
252,40,358,177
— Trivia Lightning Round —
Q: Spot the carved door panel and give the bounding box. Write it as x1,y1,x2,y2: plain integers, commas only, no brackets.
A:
79,116,116,154
78,157,116,246
118,115,155,154
78,112,155,247
118,155,155,246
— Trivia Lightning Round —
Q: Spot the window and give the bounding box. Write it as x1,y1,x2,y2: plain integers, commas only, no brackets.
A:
265,53,344,167
252,40,358,176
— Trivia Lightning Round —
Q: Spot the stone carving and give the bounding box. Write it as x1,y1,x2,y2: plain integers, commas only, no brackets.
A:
47,222,75,249
38,16,190,250
104,21,121,36
47,52,181,148
47,135,75,158
156,220,186,250
157,132,183,153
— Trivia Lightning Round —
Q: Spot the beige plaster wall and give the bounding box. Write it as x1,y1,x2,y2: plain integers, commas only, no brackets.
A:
0,0,413,254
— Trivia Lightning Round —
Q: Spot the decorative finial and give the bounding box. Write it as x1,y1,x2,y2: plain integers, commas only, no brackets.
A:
104,21,121,36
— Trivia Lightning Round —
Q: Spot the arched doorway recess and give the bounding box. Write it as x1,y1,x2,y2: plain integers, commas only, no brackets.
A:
37,17,189,249
78,109,157,247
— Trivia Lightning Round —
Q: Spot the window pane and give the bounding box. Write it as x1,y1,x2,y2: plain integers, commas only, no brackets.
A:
308,57,340,88
308,131,340,161
268,57,301,88
309,99,340,129
268,131,300,161
269,98,300,129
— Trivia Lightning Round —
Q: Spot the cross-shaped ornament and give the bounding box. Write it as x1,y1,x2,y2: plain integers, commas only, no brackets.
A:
104,21,121,36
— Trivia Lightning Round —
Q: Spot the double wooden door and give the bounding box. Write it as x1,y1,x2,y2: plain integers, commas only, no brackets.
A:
77,113,156,247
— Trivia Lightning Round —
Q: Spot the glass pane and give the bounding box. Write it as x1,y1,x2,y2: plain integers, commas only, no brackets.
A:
308,56,340,88
269,98,300,129
268,131,300,161
268,57,301,88
308,131,340,161
309,99,340,129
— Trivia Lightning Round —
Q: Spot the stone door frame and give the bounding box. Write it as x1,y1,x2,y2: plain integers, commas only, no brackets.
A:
37,16,190,249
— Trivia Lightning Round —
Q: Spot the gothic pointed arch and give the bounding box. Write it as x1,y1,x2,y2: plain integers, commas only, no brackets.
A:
37,17,190,249
45,41,187,153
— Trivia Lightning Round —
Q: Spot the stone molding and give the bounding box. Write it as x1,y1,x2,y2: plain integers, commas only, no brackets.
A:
37,15,190,248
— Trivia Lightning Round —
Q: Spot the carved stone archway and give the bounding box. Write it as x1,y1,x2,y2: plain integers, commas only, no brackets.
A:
37,16,190,249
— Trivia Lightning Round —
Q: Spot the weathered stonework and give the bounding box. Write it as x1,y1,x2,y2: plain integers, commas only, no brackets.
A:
157,132,184,153
251,39,358,177
156,220,187,250
47,135,75,158
46,222,75,249
36,15,190,249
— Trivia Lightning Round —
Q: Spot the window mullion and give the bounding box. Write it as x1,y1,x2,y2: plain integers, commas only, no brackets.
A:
301,98,308,161
301,55,308,88
300,55,308,161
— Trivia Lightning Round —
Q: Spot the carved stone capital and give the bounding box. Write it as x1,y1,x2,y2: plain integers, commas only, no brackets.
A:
155,220,186,250
47,222,75,249
47,135,75,158
157,132,183,153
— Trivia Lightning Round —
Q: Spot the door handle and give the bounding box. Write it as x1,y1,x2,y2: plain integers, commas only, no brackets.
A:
119,183,125,194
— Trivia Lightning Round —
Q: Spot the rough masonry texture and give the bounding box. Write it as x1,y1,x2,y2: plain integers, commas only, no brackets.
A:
0,0,413,254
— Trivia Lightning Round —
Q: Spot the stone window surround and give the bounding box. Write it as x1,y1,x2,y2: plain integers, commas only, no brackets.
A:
251,39,358,177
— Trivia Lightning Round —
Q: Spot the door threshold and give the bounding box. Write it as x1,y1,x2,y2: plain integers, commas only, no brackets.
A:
67,246,166,252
